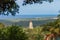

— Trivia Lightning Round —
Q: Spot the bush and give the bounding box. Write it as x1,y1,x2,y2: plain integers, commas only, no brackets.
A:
0,25,28,40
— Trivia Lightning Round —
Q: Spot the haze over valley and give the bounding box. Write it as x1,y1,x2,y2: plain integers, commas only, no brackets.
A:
0,15,57,27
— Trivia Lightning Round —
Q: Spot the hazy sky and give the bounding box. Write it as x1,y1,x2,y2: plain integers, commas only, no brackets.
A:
16,0,60,15
0,0,60,19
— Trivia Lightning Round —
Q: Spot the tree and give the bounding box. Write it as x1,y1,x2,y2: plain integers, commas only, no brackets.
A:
7,25,28,40
0,23,5,28
23,0,53,5
0,0,19,16
0,0,53,16
0,28,8,40
0,25,28,40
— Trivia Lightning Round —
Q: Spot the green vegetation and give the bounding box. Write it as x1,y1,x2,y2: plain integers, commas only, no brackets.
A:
0,26,28,40
0,26,59,40
0,15,60,40
0,18,60,40
0,23,5,28
0,0,59,40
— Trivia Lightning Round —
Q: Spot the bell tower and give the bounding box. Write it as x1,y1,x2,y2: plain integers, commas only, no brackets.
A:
29,20,33,29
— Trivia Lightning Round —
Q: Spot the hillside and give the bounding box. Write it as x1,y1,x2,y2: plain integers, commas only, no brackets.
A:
0,18,56,27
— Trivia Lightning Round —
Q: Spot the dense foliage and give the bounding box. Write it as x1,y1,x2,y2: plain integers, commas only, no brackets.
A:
0,23,5,28
0,26,28,40
0,19,60,40
0,0,19,16
23,0,53,5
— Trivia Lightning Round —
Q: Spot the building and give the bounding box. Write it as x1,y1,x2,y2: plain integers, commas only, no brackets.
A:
29,20,33,29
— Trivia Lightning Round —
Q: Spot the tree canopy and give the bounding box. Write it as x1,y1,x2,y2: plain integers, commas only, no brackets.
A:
23,0,53,5
0,0,19,16
0,0,53,16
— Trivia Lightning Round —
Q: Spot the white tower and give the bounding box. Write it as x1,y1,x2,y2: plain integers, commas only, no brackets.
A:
29,20,33,29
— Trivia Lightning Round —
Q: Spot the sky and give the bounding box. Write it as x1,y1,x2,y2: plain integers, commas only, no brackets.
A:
16,0,60,15
0,0,60,19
